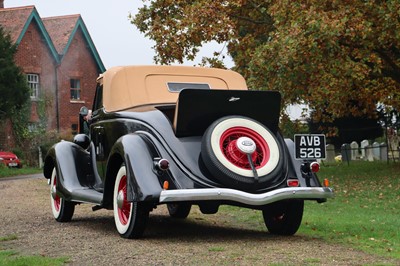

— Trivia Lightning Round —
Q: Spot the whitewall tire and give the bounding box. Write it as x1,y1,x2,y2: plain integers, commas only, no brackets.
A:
113,165,149,238
50,168,75,222
201,116,284,190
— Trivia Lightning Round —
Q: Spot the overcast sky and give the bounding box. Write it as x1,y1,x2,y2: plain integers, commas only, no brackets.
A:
6,0,232,69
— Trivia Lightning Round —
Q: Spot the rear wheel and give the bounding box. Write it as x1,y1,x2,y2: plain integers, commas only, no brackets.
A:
167,203,191,219
201,116,282,189
113,165,149,238
50,168,75,222
262,200,304,235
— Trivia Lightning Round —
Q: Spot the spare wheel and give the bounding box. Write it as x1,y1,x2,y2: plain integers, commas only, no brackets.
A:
201,116,282,189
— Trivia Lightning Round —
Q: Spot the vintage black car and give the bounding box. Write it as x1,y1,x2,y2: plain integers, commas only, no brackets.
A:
44,65,334,238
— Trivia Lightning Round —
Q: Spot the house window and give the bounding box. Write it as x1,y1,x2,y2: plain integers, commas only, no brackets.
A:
71,124,78,135
27,74,39,99
70,79,81,100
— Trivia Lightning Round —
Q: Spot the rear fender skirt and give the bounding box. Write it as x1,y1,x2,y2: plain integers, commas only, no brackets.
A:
43,141,93,201
108,134,163,203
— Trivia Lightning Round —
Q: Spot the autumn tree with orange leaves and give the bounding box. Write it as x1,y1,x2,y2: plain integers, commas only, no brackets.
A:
132,0,400,124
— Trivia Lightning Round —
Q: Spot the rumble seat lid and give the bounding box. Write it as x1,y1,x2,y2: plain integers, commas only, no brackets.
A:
174,89,282,137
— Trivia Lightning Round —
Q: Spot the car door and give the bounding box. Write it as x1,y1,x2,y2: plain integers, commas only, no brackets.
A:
90,84,106,180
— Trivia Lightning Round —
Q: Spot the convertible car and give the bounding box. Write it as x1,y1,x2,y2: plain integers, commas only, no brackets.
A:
43,65,334,238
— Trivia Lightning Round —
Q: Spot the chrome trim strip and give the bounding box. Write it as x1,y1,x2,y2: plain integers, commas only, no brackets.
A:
159,187,334,206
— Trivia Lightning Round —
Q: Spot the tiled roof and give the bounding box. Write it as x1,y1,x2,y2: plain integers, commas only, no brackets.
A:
0,5,105,72
43,14,105,71
0,6,35,43
43,15,80,55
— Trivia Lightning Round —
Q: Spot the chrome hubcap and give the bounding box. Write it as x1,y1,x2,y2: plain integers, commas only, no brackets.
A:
236,136,257,154
51,185,57,200
117,190,125,209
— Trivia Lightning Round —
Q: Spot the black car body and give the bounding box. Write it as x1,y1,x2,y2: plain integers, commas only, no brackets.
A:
44,65,334,238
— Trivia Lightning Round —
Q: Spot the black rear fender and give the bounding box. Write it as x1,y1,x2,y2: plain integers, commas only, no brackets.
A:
104,134,163,207
43,141,92,200
284,139,323,187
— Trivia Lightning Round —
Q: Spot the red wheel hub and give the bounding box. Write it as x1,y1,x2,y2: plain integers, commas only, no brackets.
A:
220,127,270,169
117,175,131,225
53,176,61,211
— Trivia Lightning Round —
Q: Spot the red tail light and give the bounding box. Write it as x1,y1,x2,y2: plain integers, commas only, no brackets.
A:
310,162,320,173
287,179,299,187
154,158,170,172
157,159,169,171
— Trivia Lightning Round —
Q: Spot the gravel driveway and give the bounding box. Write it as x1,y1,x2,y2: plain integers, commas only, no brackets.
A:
0,177,398,265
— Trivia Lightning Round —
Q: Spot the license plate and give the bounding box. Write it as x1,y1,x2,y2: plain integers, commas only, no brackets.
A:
294,134,326,160
8,163,17,167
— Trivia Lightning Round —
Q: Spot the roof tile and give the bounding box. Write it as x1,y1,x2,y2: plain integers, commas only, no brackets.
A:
0,6,35,43
43,15,80,55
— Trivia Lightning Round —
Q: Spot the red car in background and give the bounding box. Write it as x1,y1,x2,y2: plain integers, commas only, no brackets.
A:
0,151,22,168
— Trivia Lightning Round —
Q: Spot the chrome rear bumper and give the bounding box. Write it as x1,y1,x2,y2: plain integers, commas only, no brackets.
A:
159,187,334,206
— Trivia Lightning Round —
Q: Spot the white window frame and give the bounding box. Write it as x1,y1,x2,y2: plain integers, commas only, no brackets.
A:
70,78,81,100
27,74,39,99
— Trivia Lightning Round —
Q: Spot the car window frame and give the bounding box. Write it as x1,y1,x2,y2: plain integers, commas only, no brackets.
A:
92,84,103,116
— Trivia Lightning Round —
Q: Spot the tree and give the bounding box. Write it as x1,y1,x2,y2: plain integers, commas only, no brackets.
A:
131,0,400,126
131,1,274,74
249,1,400,122
0,26,30,117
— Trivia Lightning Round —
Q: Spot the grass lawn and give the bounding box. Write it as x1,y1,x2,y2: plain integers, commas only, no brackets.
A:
0,235,68,266
0,166,42,178
0,249,68,266
220,161,400,259
301,161,400,258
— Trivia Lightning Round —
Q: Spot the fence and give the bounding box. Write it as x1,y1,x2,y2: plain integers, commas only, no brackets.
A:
324,141,399,165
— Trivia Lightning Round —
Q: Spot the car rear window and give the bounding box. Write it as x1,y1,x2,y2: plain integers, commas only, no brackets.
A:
167,82,210,92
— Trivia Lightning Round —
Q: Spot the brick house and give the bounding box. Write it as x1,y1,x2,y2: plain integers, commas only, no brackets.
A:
0,1,105,150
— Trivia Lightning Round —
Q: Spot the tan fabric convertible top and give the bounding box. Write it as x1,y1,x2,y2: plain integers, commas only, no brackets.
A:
98,65,248,112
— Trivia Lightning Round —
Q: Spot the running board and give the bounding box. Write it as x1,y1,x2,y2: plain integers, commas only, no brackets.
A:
69,188,103,205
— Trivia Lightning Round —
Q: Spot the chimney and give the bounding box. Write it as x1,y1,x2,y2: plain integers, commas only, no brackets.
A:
0,1,4,8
